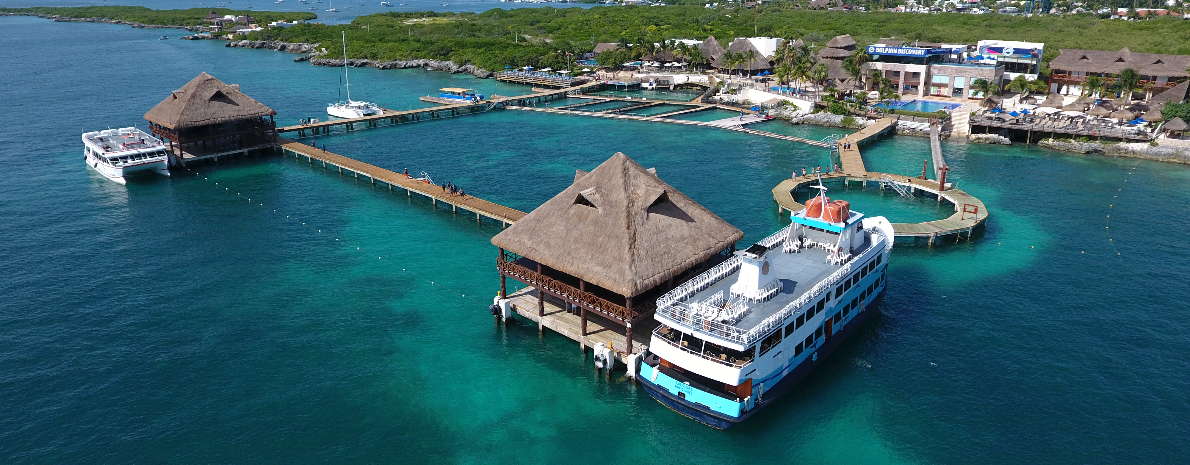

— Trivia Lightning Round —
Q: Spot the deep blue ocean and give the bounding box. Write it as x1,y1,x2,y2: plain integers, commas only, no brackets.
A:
1,14,1188,464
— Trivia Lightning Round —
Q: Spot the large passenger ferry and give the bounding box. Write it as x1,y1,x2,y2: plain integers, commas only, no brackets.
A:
82,127,170,184
638,182,894,428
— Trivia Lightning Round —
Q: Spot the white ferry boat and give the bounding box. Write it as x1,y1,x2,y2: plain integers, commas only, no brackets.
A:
82,127,170,184
638,181,894,428
327,31,379,118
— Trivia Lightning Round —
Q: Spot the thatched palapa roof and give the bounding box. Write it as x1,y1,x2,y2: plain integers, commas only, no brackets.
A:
699,36,725,62
1110,109,1136,120
1041,93,1064,108
491,153,743,297
1087,106,1112,117
824,34,857,50
1049,48,1190,79
1164,117,1188,131
144,72,276,129
816,47,853,60
1142,108,1164,122
593,43,622,54
1151,80,1189,105
714,38,772,71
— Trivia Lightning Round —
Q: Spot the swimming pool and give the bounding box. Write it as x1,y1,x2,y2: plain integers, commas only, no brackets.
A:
873,100,961,113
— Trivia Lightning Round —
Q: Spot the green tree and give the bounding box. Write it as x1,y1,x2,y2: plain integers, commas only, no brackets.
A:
1083,75,1104,98
1116,67,1141,100
811,62,828,100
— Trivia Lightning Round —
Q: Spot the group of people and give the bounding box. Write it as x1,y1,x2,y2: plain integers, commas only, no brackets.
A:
442,182,466,198
797,163,842,178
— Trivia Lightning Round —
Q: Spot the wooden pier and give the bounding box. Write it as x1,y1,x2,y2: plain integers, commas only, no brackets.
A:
494,73,591,88
506,287,654,362
277,137,526,226
276,81,602,137
505,106,829,147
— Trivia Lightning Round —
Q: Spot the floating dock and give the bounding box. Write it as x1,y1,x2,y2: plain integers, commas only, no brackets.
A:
277,137,525,226
772,116,987,245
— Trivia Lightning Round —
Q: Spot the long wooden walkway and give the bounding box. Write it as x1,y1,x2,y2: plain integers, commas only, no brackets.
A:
276,81,603,136
929,123,946,180
505,106,829,147
277,137,526,226
836,117,897,174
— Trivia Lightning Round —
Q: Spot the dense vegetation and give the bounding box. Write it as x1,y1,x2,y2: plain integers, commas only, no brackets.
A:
7,5,1190,73
0,6,316,26
247,6,1190,70
1163,102,1190,122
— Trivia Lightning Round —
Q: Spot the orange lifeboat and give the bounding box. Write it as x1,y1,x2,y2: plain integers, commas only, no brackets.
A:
805,196,830,218
823,200,850,223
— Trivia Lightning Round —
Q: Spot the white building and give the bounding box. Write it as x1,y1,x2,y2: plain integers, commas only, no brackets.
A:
745,37,783,59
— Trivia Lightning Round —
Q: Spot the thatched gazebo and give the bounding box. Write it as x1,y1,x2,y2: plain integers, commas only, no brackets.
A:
1020,95,1038,104
1142,108,1165,122
1088,106,1112,117
144,72,277,165
492,153,743,354
981,97,1002,109
1164,117,1188,138
1041,93,1064,108
1110,109,1136,120
1062,102,1086,112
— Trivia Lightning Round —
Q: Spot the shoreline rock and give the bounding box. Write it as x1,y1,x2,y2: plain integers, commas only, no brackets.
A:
968,134,1012,145
309,57,493,79
0,12,198,30
1039,138,1190,164
226,39,320,54
782,112,873,130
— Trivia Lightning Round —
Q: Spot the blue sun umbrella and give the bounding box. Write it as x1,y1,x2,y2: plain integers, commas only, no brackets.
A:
750,105,760,111
1020,108,1030,114
1009,111,1021,117
990,107,1004,113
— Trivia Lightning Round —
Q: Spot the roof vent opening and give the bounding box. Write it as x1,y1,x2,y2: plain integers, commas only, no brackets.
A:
649,190,670,209
575,187,600,209
1078,55,1090,61
1114,57,1126,63
1153,59,1165,65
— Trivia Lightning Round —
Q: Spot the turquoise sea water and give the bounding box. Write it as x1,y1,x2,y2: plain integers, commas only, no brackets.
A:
3,16,1190,463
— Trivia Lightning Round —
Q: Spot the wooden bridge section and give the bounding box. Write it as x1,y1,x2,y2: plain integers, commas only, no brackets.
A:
277,137,525,226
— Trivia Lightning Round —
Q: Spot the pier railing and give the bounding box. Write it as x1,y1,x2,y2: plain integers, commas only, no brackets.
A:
497,256,653,322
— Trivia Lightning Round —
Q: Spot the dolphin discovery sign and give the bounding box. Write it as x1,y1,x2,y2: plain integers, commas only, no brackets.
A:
866,45,956,57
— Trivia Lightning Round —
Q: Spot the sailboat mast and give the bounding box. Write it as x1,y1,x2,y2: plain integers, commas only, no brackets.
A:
342,31,351,102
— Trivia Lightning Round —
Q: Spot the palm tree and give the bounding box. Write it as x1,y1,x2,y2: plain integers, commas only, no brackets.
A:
775,62,793,88
1083,75,1104,98
842,57,862,89
1027,78,1048,96
970,78,994,100
811,62,828,100
1008,75,1031,100
1116,67,1141,100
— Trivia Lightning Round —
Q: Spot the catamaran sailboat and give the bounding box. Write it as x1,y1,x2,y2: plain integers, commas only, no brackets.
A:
82,127,170,184
637,175,894,428
325,0,338,11
326,31,380,118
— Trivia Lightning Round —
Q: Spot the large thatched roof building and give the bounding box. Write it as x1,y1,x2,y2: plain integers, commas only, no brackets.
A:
493,152,743,353
699,36,726,63
144,72,277,164
713,38,773,73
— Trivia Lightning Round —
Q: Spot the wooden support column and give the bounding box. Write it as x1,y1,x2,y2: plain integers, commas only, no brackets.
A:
536,263,545,317
580,280,587,336
499,249,508,299
625,296,634,355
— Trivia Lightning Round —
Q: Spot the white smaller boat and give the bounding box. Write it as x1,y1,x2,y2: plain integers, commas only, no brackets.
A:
380,0,392,5
82,127,170,184
327,31,381,119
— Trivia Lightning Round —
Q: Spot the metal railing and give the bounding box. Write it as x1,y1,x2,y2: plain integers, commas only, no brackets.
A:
654,225,789,310
652,326,752,368
881,174,914,198
655,229,886,347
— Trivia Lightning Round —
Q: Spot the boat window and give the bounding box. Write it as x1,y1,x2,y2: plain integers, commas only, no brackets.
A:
815,327,823,339
797,313,805,328
794,342,804,357
804,334,814,349
835,286,843,299
833,313,841,324
844,279,852,292
861,267,868,279
704,341,753,365
816,299,825,312
758,330,782,356
807,306,816,319
843,304,850,317
877,255,882,265
785,320,797,338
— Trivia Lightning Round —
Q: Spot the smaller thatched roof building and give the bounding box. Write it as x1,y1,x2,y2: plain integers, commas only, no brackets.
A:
1163,116,1187,134
713,38,772,72
1041,93,1064,108
593,43,622,54
824,34,857,50
1151,80,1189,105
816,47,853,60
1088,106,1112,117
1142,108,1165,122
144,72,275,129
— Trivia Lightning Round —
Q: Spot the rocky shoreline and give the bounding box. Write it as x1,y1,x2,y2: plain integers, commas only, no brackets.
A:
0,12,198,30
224,40,495,79
1038,138,1190,164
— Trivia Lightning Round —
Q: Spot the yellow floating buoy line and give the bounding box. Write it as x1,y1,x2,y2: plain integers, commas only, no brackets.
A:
183,167,482,304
